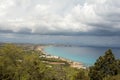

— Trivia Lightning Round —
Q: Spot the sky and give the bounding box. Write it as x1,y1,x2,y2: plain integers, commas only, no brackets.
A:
0,0,120,47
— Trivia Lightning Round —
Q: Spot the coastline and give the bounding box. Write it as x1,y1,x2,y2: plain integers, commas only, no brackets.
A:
35,45,86,69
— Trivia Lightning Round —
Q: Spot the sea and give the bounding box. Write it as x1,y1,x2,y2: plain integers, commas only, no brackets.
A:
44,46,120,67
0,33,120,67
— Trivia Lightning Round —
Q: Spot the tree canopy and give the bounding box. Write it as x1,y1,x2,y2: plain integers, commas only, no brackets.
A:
89,49,120,80
0,44,120,80
0,44,89,80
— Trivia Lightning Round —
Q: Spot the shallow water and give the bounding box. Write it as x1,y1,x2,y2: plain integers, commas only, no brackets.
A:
44,46,120,67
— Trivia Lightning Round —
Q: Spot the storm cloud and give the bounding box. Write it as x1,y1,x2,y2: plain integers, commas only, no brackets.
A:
0,0,120,36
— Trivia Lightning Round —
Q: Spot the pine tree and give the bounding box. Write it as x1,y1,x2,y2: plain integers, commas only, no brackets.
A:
89,49,118,80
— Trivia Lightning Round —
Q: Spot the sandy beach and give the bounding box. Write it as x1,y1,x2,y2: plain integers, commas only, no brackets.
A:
35,45,86,69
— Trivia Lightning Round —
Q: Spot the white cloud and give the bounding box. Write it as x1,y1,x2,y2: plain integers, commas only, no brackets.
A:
0,0,120,35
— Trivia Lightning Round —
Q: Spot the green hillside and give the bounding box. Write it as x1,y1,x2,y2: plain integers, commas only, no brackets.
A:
0,44,120,80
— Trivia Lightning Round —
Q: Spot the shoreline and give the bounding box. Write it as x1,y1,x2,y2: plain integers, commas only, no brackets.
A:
35,45,86,69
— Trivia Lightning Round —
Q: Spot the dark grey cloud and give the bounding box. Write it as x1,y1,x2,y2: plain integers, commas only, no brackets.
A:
0,0,120,36
0,33,120,48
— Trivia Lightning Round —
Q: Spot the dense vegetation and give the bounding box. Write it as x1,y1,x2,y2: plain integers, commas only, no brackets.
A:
89,49,120,80
0,44,89,80
0,43,120,80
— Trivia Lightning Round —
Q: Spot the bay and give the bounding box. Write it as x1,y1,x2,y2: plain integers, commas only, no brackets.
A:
44,46,120,67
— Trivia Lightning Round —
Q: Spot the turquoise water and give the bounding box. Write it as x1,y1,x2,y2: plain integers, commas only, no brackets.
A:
44,46,120,67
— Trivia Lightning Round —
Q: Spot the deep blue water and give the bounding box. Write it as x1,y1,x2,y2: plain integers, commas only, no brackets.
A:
44,46,120,66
